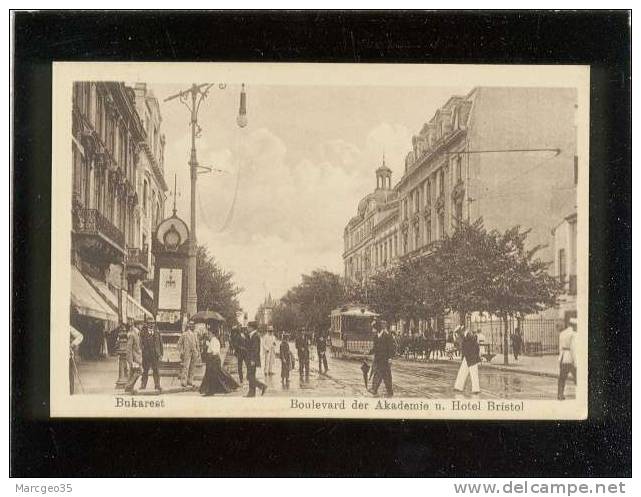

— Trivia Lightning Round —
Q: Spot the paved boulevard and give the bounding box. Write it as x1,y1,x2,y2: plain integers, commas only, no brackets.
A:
208,343,574,400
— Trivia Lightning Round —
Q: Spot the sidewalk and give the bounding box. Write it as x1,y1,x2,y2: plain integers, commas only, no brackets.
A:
75,345,231,395
482,354,560,378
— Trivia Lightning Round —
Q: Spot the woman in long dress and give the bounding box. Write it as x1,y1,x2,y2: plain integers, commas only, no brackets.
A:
199,328,239,396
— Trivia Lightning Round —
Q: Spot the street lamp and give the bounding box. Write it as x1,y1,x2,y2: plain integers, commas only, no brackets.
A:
164,83,247,318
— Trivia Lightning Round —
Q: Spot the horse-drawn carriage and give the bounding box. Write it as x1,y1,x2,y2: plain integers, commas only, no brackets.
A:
329,305,378,357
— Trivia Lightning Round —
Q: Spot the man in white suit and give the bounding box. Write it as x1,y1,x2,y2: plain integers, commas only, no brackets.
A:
557,317,577,400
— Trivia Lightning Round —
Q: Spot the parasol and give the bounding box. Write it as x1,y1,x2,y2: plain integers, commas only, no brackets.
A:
191,310,226,323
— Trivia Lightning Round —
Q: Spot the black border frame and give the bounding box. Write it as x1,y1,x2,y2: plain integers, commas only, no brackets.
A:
11,10,631,477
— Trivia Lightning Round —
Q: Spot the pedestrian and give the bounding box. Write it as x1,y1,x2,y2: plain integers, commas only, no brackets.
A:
200,328,239,396
140,319,163,392
279,334,293,388
246,321,267,397
69,326,84,395
368,320,395,397
316,331,329,374
360,360,370,390
558,317,577,400
124,321,143,393
232,326,248,384
178,320,199,388
453,325,481,394
295,331,310,380
511,326,523,361
262,326,277,376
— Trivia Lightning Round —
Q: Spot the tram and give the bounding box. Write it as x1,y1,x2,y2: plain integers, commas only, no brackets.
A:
329,304,379,357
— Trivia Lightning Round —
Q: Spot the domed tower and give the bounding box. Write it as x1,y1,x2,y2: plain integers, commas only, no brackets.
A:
375,155,392,190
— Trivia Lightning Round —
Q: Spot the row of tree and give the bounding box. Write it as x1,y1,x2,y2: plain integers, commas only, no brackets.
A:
272,220,562,365
347,219,562,364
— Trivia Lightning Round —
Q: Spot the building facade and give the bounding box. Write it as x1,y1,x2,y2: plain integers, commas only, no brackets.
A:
133,83,168,303
71,81,164,359
344,87,578,337
343,159,398,284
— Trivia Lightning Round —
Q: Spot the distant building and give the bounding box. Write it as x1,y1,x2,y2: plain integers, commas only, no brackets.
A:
256,293,276,329
343,87,578,336
343,157,398,284
552,211,577,326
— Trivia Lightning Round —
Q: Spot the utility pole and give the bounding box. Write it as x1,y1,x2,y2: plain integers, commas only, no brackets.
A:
164,82,247,318
164,83,218,318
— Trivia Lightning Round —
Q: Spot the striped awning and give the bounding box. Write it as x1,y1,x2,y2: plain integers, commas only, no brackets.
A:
71,267,118,322
127,293,153,321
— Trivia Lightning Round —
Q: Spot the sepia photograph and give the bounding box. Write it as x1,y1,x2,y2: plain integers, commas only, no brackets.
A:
50,62,589,418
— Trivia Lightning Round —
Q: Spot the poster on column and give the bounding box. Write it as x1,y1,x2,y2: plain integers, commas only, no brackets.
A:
158,268,182,311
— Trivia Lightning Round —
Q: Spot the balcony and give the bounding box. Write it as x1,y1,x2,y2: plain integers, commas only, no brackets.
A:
72,207,125,264
126,247,150,280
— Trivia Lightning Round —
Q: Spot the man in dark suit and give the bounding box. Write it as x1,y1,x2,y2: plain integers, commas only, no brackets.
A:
295,331,310,379
140,319,163,392
316,332,329,374
230,326,248,383
369,320,395,397
246,321,267,397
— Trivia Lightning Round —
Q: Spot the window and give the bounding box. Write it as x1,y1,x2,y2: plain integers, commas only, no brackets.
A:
414,225,421,248
415,188,421,211
438,211,445,239
456,154,463,182
439,169,445,195
96,96,104,138
454,200,463,226
574,155,578,185
558,248,567,285
426,180,431,207
425,218,432,244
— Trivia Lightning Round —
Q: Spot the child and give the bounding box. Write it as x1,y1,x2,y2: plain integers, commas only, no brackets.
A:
360,360,371,390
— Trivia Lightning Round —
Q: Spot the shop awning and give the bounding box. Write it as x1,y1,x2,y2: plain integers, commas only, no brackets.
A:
84,274,119,311
127,294,154,321
71,267,118,322
141,285,154,301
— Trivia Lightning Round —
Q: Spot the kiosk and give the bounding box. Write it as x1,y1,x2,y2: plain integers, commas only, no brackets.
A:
152,213,190,377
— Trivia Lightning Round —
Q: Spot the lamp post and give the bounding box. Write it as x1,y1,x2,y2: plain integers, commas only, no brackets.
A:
164,83,247,318
164,83,219,317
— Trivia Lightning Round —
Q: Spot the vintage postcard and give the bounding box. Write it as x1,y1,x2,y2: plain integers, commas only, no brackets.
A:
50,62,589,419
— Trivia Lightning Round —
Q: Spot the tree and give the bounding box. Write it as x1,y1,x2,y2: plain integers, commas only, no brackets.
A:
279,269,345,334
484,226,563,364
196,245,243,325
271,299,303,333
432,219,498,324
432,220,562,365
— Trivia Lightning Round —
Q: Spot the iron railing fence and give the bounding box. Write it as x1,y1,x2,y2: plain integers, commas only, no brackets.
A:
467,316,562,356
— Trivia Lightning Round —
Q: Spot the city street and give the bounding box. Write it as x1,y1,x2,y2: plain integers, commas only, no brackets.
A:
217,345,574,400
77,344,574,400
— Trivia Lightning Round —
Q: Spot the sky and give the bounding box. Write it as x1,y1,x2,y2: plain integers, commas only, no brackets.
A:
150,83,470,318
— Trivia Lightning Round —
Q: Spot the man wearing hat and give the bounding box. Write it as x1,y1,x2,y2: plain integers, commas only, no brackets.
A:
124,320,143,393
558,317,577,400
246,321,267,397
178,320,199,388
369,320,395,397
454,324,481,394
140,318,163,392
